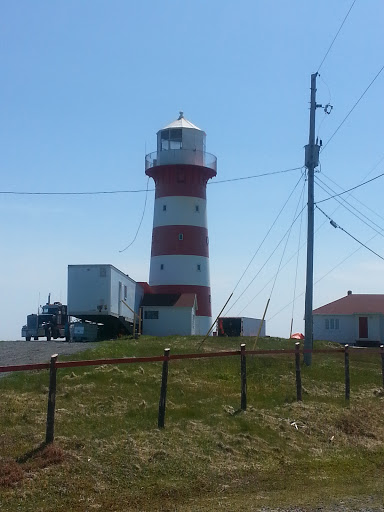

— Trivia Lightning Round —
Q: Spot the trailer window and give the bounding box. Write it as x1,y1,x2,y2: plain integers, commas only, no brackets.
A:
144,311,159,320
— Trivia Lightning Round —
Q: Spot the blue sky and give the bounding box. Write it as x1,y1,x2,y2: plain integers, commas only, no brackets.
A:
1,0,383,340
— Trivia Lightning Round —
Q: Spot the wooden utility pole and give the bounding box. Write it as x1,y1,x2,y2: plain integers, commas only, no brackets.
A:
304,73,321,366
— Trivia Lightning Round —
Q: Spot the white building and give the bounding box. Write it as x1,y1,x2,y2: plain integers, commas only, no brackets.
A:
313,291,384,346
141,293,197,336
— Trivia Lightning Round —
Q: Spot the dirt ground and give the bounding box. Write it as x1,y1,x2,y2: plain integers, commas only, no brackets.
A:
0,340,98,376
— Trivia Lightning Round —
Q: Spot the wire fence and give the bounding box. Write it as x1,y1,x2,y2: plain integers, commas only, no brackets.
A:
1,344,383,445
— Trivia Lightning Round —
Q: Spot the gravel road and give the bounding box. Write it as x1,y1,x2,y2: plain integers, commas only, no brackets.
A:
0,340,98,377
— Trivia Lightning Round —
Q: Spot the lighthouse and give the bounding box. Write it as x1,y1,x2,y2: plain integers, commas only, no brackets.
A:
145,113,217,335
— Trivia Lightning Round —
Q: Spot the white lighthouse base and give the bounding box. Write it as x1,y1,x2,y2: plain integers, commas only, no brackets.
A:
195,316,213,336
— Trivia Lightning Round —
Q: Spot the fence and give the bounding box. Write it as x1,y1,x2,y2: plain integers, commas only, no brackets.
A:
1,344,384,445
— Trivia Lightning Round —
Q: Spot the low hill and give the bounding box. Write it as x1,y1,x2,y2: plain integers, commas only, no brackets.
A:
1,336,384,511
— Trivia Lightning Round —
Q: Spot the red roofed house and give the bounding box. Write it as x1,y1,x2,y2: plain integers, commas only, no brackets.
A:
313,291,384,346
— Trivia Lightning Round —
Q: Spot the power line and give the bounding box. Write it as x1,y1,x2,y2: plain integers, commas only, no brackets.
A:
314,177,384,237
0,188,154,196
0,166,302,196
269,180,306,298
268,231,382,322
119,177,150,253
316,205,384,261
315,170,384,204
236,202,307,316
317,0,357,72
321,64,384,152
320,168,384,224
209,167,303,185
225,174,304,314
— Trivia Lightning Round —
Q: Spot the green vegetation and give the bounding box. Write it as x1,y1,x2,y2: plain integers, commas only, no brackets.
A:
1,336,384,511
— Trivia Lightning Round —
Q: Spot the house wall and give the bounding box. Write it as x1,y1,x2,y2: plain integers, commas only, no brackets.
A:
142,306,194,336
313,315,355,344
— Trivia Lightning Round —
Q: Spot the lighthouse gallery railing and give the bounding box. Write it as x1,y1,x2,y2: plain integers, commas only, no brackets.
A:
145,149,217,172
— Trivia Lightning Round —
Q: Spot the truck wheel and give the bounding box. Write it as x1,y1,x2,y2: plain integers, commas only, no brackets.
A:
26,336,31,341
34,337,38,341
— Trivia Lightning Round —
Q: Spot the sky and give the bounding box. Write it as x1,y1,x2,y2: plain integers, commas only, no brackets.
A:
0,0,383,340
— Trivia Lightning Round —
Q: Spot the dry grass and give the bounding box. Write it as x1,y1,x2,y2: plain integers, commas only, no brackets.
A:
1,336,384,511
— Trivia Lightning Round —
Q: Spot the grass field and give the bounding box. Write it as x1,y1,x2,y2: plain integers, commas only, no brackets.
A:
1,336,384,511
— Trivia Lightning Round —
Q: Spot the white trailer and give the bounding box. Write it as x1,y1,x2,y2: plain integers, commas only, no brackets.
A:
67,264,143,336
217,317,266,337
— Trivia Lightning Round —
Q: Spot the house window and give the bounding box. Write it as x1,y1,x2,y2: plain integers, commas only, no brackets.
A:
163,204,167,211
325,318,339,330
144,311,159,320
178,233,184,241
197,264,201,271
160,264,164,270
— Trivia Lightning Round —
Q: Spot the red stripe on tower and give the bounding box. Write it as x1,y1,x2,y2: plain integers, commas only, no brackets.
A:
145,112,217,335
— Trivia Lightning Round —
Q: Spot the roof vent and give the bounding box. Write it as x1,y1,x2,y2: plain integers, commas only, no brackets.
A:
178,111,184,120
347,290,352,295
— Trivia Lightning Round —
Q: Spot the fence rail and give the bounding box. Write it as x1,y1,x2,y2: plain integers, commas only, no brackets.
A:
1,344,383,445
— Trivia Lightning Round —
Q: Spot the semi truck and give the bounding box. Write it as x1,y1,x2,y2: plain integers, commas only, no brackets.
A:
217,317,266,337
21,295,69,341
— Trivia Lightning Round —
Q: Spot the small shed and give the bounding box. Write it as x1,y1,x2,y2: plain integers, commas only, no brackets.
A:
313,291,384,346
141,293,197,336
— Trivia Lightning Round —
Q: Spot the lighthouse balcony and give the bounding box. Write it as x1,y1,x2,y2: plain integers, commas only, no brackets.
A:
145,149,217,172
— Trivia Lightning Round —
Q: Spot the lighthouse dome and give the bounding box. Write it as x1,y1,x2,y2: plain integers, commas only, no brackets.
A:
160,111,203,132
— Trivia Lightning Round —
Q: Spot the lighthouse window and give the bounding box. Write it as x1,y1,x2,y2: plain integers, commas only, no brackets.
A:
197,264,201,271
195,205,199,212
163,204,167,211
178,233,184,241
160,264,164,270
206,236,209,245
177,170,186,183
160,129,182,151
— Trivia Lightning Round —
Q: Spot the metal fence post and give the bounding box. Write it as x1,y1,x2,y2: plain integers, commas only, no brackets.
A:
380,345,384,389
240,343,247,411
45,354,58,444
295,342,302,401
158,348,170,429
344,344,350,401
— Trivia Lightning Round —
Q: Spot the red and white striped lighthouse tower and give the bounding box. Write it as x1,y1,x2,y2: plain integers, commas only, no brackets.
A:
145,112,217,335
